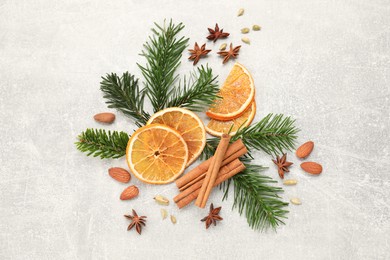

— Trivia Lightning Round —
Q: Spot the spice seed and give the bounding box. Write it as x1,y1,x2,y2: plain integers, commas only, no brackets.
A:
170,215,177,224
160,208,167,220
290,198,302,205
283,179,298,186
241,37,250,44
154,195,169,206
237,8,244,16
241,28,250,34
252,25,261,31
219,43,227,50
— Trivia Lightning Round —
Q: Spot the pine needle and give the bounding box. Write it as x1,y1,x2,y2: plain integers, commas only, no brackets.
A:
137,20,189,112
221,161,289,231
201,113,299,159
100,72,150,127
75,129,129,159
167,65,219,111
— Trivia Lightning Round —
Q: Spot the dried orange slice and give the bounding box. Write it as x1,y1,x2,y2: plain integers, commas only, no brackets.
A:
206,63,255,121
206,102,256,136
147,107,206,167
126,124,188,184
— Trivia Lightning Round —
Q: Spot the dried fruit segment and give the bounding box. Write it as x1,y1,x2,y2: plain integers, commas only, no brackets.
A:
206,102,256,136
147,107,206,167
126,124,188,184
206,63,255,121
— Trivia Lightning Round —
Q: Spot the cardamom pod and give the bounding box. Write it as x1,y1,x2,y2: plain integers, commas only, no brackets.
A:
283,179,298,186
170,215,177,224
219,43,227,50
290,198,302,205
241,28,250,34
241,37,250,44
160,208,167,220
154,195,169,206
237,8,244,16
252,25,261,31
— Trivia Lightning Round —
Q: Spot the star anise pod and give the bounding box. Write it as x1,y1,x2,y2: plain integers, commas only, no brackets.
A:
200,203,223,229
207,23,230,42
272,153,293,179
124,209,147,235
188,42,211,65
217,43,241,64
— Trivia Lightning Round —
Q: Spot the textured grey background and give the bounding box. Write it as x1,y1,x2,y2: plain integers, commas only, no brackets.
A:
0,0,389,259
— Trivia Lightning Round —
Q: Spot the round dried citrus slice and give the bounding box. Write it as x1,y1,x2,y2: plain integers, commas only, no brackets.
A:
126,124,188,184
206,63,255,121
206,102,256,136
147,107,206,167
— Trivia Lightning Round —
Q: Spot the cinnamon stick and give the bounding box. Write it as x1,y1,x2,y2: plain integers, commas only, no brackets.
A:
175,160,246,209
174,159,243,203
178,146,247,192
175,139,247,189
195,134,231,208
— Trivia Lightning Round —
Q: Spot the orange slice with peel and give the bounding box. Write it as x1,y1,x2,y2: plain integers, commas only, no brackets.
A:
206,101,256,136
206,63,255,121
126,124,188,184
147,107,206,167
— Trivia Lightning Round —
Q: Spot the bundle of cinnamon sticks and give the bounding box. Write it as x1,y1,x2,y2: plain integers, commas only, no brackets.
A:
174,135,248,208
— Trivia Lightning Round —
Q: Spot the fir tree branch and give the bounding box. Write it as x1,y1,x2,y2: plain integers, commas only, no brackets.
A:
75,129,129,159
137,20,189,112
221,161,289,231
100,72,150,127
201,113,299,159
166,65,219,111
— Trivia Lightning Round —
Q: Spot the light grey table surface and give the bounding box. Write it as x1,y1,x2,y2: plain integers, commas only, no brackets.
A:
1,0,389,259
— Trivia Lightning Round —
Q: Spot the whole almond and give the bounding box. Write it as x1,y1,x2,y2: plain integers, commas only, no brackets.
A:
296,141,314,158
120,185,139,200
108,167,131,183
300,162,322,175
93,112,115,124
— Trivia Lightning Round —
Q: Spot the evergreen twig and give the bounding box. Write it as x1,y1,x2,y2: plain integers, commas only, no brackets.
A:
221,160,289,231
75,129,129,159
138,20,189,112
100,72,150,127
167,65,219,111
201,113,299,159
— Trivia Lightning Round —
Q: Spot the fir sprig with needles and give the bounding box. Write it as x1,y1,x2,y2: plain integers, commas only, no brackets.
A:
137,21,189,112
221,161,289,231
75,129,129,159
201,114,299,159
100,72,150,127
